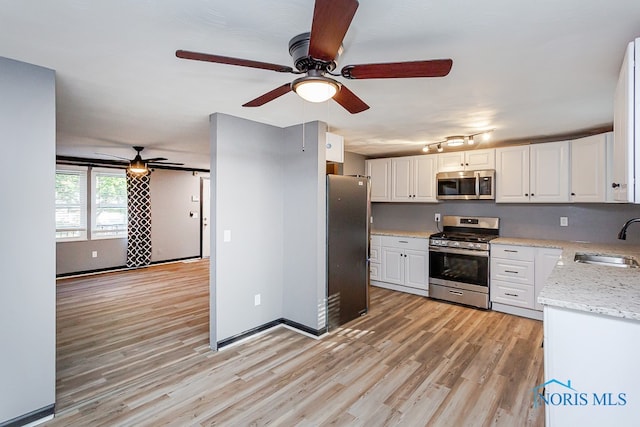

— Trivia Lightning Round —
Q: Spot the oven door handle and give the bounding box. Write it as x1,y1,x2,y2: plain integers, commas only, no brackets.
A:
429,246,489,257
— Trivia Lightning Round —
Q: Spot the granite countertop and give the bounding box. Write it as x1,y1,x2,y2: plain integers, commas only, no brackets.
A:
371,229,435,239
493,237,640,321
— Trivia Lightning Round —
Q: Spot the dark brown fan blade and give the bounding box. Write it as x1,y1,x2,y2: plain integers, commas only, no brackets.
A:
308,0,359,62
95,152,130,161
332,84,369,114
341,59,453,79
144,157,168,162
243,83,292,107
176,50,294,73
149,161,184,166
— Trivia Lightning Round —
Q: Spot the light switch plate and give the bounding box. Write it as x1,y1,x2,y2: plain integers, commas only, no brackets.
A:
560,217,568,227
223,230,231,242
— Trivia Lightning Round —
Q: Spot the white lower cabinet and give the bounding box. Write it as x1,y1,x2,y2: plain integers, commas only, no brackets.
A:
544,306,640,426
371,235,429,297
490,243,561,320
369,235,381,281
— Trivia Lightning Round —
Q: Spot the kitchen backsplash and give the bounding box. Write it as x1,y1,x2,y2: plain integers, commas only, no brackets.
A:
371,201,640,245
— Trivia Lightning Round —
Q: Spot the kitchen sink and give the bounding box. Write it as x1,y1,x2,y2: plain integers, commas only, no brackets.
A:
574,253,640,268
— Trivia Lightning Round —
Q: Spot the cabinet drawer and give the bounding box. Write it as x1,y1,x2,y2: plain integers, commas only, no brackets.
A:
370,263,380,281
491,244,535,261
491,258,534,285
381,236,428,251
491,280,535,308
370,246,381,263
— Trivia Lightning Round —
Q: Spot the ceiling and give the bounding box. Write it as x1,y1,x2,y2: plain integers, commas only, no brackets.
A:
1,1,639,170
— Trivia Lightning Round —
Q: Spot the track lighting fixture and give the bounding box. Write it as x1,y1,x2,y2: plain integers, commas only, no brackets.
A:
420,129,494,154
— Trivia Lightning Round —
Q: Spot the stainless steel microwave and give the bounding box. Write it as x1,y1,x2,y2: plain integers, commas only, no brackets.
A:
436,170,495,200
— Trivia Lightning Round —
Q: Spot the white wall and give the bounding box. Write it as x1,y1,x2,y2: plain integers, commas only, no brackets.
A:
0,57,56,423
210,114,328,346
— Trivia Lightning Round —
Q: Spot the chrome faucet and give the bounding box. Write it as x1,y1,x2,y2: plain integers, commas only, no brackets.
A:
618,218,640,240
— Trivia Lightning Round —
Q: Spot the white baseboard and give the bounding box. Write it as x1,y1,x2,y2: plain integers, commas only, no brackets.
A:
491,302,543,321
371,280,429,297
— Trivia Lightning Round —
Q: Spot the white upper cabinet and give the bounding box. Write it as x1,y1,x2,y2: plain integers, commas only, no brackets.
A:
612,39,639,202
530,141,570,203
325,132,344,163
570,133,608,203
437,148,495,172
391,155,437,202
496,142,569,203
366,158,392,202
495,145,530,203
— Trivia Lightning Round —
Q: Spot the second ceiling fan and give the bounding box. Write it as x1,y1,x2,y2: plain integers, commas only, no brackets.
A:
176,0,453,114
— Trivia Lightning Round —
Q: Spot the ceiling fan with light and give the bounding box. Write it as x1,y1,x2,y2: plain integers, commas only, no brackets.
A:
98,146,184,174
175,0,453,114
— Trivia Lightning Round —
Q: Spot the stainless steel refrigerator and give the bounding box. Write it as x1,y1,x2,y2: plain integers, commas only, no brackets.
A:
326,174,370,331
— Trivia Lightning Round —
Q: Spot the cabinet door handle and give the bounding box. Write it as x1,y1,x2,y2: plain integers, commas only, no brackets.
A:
571,192,576,196
612,183,620,188
398,240,409,243
505,249,518,253
505,270,519,274
524,193,529,196
531,193,535,196
505,292,519,297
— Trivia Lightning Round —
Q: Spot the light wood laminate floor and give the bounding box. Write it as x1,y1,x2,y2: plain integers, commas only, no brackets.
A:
47,259,544,426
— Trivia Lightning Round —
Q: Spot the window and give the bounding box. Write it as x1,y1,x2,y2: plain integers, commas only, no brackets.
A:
56,166,87,241
91,168,127,239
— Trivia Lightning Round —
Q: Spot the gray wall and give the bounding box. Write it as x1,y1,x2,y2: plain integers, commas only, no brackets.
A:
57,238,127,274
343,151,366,176
151,169,202,262
372,202,640,245
210,114,327,345
56,168,204,275
282,122,327,330
211,113,285,343
0,57,56,424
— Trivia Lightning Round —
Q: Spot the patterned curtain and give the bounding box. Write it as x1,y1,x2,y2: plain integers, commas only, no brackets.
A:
126,170,152,268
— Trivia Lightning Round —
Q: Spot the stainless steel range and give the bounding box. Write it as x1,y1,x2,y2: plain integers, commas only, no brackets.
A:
428,216,500,309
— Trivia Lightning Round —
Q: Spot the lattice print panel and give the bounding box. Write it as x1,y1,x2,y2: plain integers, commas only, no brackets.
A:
126,171,152,268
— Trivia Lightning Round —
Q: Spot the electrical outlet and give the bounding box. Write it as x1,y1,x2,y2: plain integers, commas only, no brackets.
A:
435,213,441,222
254,294,261,306
91,251,98,258
560,217,569,227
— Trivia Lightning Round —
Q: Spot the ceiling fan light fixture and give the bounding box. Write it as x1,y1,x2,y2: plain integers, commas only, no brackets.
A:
292,75,340,103
128,159,148,174
446,136,465,147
